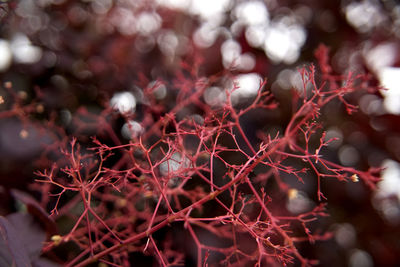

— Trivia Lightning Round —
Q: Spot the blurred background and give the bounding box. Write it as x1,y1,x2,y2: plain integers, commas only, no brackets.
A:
0,0,400,266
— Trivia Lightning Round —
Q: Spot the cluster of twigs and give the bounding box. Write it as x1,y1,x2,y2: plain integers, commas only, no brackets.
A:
1,45,380,266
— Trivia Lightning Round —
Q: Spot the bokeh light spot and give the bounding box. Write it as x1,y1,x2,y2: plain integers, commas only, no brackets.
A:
110,92,136,114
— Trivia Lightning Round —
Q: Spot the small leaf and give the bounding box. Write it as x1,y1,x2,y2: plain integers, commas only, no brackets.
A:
351,174,359,182
11,189,57,238
50,235,62,246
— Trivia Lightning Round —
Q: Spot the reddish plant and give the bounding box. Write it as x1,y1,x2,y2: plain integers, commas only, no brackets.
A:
1,45,381,266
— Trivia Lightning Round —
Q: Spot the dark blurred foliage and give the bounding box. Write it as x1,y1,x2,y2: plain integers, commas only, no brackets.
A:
0,0,400,266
